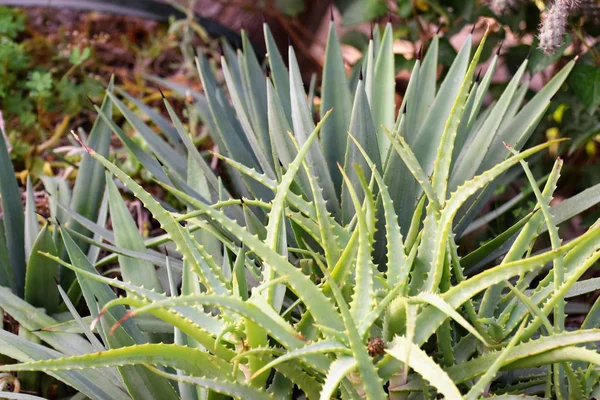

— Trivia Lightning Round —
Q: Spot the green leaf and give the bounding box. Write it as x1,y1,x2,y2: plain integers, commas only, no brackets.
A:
106,175,163,293
411,35,439,140
339,166,374,325
432,29,488,203
0,343,231,381
107,92,187,179
342,78,381,224
220,53,275,179
318,261,387,400
484,59,575,170
0,287,98,356
372,22,395,155
288,47,340,218
321,21,352,193
24,176,39,262
68,78,114,255
321,357,356,400
147,365,273,400
60,230,180,400
386,336,462,399
0,107,25,296
0,219,15,291
446,330,600,383
413,224,600,347
24,225,59,314
263,111,332,310
450,58,527,191
0,330,129,400
263,23,291,123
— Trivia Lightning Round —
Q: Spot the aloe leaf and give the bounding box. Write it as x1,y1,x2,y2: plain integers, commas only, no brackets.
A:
387,336,462,399
413,33,472,178
511,154,565,332
0,221,14,291
94,104,172,185
250,340,348,379
113,294,328,371
44,253,227,349
461,213,532,270
75,132,231,296
0,391,47,399
349,134,407,289
452,59,528,192
146,365,272,400
240,30,271,162
0,287,98,356
411,35,439,138
321,21,352,193
67,77,114,280
548,182,600,233
509,346,600,372
321,357,357,400
395,57,422,137
413,226,600,347
319,264,387,399
460,54,498,146
264,111,332,310
114,87,182,150
106,175,163,292
0,343,233,380
289,47,340,219
479,160,561,319
24,176,39,262
263,24,291,123
446,330,600,383
342,77,381,224
0,108,25,296
483,59,576,171
0,330,129,400
421,140,559,292
521,250,600,341
195,53,261,193
62,225,182,271
362,38,375,106
61,229,180,399
56,282,105,352
372,22,395,155
140,171,343,333
432,29,487,203
383,127,438,208
410,293,489,345
221,56,275,180
393,34,473,231
338,166,374,326
24,225,59,314
266,78,297,172
107,92,186,179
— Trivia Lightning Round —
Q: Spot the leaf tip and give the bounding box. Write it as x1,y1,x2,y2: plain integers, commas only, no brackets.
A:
475,68,482,83
496,39,505,55
156,84,166,99
71,130,94,154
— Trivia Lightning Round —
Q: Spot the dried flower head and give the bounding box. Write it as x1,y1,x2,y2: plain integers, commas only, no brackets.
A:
539,0,570,54
367,337,386,357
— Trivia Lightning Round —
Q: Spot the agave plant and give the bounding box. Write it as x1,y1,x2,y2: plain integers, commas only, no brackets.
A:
2,19,600,400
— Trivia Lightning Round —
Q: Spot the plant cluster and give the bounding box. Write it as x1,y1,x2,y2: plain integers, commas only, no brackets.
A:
0,16,599,400
0,7,102,151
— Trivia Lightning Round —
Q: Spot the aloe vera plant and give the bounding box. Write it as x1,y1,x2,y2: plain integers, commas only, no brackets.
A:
2,20,600,400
